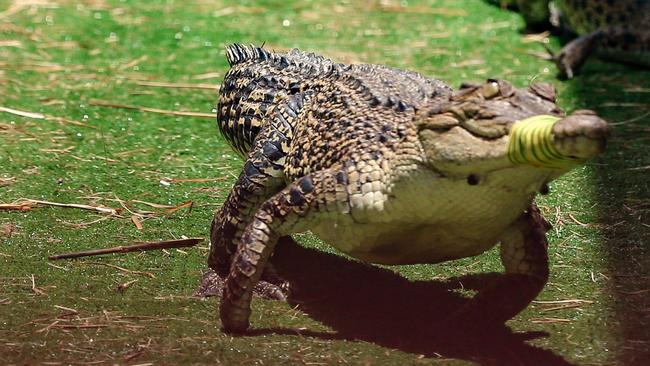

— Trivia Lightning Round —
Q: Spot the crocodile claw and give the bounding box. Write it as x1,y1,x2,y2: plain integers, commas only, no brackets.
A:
193,268,289,301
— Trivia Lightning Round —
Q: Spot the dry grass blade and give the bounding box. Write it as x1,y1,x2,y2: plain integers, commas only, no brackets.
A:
22,199,120,215
46,262,68,271
0,0,59,19
627,165,650,171
131,215,143,230
618,289,650,295
40,146,75,154
534,299,594,313
610,110,650,126
117,279,139,292
135,80,220,90
28,310,198,337
37,41,79,49
535,300,594,312
124,349,146,362
78,262,156,279
164,200,193,214
54,305,79,314
59,216,112,228
623,87,650,93
533,299,594,304
0,176,17,186
530,317,572,324
212,5,265,17
0,106,45,119
160,177,228,183
35,320,61,334
1,223,15,237
45,115,97,129
89,99,216,118
129,199,180,209
193,71,221,80
0,106,96,128
0,40,22,48
49,237,204,260
567,213,589,227
121,55,148,70
0,201,35,211
31,274,45,295
51,324,109,329
114,148,152,158
128,199,193,217
522,31,550,43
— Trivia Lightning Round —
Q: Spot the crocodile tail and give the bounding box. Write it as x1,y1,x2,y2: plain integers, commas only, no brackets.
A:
225,43,271,66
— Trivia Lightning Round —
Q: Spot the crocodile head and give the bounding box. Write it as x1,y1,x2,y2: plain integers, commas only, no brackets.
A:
416,79,608,181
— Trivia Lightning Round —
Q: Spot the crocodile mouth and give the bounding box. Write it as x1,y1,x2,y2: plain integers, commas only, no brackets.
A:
507,111,609,169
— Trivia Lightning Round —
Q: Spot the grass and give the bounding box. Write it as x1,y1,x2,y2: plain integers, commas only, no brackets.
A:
1,0,649,365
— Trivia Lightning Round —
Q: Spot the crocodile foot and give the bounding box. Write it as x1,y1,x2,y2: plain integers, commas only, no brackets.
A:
193,268,290,301
554,31,602,79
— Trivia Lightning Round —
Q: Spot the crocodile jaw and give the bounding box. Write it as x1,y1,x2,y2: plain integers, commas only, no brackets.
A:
420,111,608,178
313,113,609,265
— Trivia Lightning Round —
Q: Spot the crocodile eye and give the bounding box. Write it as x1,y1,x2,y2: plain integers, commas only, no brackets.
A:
467,174,479,185
481,81,499,99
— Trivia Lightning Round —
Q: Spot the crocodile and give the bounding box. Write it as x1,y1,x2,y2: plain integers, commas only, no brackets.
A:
196,44,609,333
516,0,650,77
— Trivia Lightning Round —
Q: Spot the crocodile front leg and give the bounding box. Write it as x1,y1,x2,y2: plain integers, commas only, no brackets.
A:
193,158,288,299
220,169,345,332
194,123,292,299
455,203,550,324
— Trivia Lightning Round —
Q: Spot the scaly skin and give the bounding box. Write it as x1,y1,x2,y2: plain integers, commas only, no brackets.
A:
197,45,609,333
517,0,650,77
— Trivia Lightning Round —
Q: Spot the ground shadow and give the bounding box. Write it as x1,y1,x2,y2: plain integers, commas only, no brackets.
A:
566,66,650,365
257,237,574,365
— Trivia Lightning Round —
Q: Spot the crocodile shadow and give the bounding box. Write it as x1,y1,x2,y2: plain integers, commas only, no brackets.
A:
257,237,573,365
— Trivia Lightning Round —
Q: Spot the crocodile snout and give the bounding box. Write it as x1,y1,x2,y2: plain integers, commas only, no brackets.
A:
552,110,609,159
507,112,608,169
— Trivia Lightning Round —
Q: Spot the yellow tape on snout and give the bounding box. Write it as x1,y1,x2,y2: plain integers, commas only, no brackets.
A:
507,115,579,169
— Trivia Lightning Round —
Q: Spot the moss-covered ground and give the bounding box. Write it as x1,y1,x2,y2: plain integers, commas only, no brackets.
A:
1,0,648,364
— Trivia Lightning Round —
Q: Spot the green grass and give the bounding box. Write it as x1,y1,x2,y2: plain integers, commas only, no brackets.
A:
1,0,648,365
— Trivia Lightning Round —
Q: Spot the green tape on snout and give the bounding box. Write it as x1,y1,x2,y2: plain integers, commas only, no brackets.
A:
507,115,579,169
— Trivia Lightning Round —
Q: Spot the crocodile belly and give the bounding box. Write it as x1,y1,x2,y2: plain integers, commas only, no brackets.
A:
309,166,553,265
311,220,502,265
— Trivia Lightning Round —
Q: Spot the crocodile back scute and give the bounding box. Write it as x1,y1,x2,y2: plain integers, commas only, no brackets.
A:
216,44,455,159
347,64,451,110
217,44,348,157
